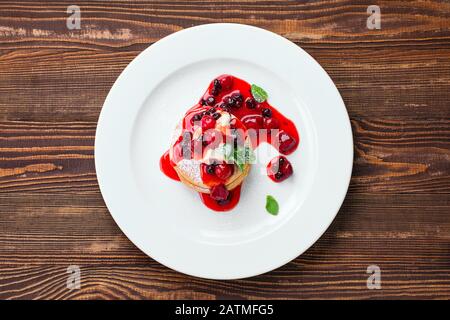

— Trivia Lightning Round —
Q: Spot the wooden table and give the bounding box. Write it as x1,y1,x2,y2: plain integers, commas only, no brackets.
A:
0,1,449,300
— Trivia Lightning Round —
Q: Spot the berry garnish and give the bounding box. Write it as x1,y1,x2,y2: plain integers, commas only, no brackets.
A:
223,95,235,108
222,90,243,108
277,130,297,154
190,113,202,125
201,163,215,176
201,114,216,131
211,79,222,96
210,184,230,201
205,96,215,106
262,108,272,118
219,75,233,91
217,102,229,112
212,112,221,120
267,156,293,182
245,97,257,109
231,91,243,108
206,164,215,174
214,163,234,181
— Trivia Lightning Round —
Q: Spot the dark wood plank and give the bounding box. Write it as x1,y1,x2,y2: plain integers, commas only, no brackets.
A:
0,0,449,47
0,121,97,193
1,1,450,120
1,46,450,120
350,118,450,193
0,0,449,300
0,193,448,299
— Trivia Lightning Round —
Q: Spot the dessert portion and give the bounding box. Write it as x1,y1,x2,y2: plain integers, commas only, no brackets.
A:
160,74,300,211
267,156,293,183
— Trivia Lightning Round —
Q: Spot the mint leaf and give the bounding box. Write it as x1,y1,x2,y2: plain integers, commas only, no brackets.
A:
236,161,245,172
265,195,279,215
234,144,255,171
251,84,268,103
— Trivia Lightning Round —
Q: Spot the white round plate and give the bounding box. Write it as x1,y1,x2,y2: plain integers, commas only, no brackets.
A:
95,23,353,280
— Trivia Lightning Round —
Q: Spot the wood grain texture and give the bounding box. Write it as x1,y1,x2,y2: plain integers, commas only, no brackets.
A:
1,1,450,120
0,0,449,299
2,46,450,120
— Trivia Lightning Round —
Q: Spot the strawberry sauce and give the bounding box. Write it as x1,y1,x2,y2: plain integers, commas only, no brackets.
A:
199,185,242,212
160,74,300,211
199,75,299,153
159,150,180,181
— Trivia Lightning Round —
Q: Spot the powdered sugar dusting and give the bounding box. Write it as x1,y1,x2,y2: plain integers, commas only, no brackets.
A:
177,159,202,183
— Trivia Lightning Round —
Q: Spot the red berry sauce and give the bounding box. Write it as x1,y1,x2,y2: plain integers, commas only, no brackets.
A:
267,156,294,183
159,150,180,181
199,185,242,212
200,75,299,153
160,74,300,211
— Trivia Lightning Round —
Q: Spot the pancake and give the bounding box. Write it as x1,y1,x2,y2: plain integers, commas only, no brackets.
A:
169,110,252,194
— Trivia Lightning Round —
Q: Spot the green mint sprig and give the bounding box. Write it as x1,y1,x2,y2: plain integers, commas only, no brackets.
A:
251,84,268,103
265,195,279,215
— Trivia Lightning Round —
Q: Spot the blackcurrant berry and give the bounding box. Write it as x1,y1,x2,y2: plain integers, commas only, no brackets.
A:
262,108,272,118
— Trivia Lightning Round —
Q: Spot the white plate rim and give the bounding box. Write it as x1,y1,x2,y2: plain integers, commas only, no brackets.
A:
95,23,353,280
